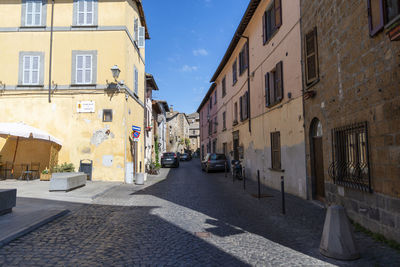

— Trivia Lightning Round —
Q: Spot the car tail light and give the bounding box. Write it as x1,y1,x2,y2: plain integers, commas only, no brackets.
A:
208,160,211,163
174,154,177,158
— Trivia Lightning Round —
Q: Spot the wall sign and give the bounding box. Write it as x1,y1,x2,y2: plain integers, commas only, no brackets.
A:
77,101,95,113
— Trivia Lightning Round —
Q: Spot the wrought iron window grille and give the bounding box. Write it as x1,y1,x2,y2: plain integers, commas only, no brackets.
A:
328,121,372,193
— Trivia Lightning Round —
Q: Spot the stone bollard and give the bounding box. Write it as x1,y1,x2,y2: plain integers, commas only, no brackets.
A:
319,205,359,260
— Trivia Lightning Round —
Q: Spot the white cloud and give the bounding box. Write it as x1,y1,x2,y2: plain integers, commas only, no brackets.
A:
193,49,208,56
181,65,198,72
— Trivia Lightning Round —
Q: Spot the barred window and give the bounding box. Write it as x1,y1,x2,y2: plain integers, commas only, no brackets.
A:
329,122,371,192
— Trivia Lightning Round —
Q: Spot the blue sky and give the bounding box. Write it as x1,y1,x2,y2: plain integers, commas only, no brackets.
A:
142,0,249,114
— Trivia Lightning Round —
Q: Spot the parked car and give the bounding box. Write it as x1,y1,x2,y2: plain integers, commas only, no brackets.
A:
180,153,189,161
201,153,228,173
161,152,179,168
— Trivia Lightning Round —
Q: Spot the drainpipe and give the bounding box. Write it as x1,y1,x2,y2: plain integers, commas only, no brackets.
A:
299,6,310,200
237,34,251,133
48,0,55,103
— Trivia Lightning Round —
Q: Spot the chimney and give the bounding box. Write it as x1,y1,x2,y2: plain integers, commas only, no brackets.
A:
170,105,174,113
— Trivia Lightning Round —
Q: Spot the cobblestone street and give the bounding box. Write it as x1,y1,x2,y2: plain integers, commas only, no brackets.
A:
0,160,399,266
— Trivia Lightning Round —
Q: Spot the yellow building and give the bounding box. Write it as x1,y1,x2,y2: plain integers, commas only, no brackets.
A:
0,0,150,182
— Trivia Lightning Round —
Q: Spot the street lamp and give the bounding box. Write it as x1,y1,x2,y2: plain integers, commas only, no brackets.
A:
111,65,121,81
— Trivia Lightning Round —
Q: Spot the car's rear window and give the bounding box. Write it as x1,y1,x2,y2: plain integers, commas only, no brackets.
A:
211,154,226,160
163,153,175,157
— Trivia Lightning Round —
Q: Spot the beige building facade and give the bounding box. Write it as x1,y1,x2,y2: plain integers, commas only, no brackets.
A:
199,0,307,198
0,0,150,182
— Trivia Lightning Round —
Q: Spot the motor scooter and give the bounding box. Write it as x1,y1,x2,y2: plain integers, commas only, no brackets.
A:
231,160,243,180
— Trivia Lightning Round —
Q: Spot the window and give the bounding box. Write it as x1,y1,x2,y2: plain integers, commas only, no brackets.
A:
329,122,371,192
368,0,400,36
271,131,281,170
72,51,97,85
208,120,212,135
103,109,112,122
214,90,217,104
134,18,139,43
239,42,249,75
222,112,226,130
265,61,283,107
222,76,226,97
304,28,319,85
240,92,249,121
19,52,44,86
73,0,98,26
209,96,213,109
214,117,217,133
134,65,139,96
234,102,238,124
232,59,238,85
262,0,282,44
22,0,46,27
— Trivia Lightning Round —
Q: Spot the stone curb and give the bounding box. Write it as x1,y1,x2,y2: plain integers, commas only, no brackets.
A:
0,209,70,248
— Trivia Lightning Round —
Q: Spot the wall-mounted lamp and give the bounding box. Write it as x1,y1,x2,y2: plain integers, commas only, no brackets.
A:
111,65,121,81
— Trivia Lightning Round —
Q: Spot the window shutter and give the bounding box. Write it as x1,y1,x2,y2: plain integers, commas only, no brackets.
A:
275,61,283,101
265,72,270,107
274,0,282,28
138,26,145,48
368,0,385,36
262,12,267,44
134,18,139,42
305,28,318,85
134,66,138,95
269,72,275,105
239,96,243,121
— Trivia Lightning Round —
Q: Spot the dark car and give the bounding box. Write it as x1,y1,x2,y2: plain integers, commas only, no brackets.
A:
180,153,189,161
161,152,179,168
201,153,228,172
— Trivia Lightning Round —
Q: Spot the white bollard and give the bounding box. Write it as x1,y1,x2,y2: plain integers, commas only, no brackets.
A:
320,205,359,260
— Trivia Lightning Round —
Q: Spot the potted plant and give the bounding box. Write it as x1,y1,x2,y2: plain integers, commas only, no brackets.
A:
40,168,51,181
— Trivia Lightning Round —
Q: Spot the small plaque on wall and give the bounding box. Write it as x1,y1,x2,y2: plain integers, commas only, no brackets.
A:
77,101,95,113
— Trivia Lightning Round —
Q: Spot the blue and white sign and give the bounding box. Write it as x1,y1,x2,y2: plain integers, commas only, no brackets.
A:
132,125,141,132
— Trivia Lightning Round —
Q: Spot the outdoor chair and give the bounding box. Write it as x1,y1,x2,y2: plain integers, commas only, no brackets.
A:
3,162,13,179
29,162,40,179
19,163,31,180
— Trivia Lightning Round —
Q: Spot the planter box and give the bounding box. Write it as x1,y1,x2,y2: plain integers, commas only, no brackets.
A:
49,172,86,192
40,173,51,181
0,189,16,216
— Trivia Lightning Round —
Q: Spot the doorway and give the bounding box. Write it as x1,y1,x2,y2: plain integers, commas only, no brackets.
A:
233,131,239,161
310,119,325,201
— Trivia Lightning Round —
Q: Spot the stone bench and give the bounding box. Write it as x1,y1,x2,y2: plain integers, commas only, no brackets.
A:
49,172,87,192
0,189,16,216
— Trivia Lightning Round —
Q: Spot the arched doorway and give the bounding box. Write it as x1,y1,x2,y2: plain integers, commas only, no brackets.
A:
310,118,325,201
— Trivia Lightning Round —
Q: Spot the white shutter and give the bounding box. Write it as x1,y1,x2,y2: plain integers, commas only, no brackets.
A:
134,18,139,42
77,0,94,25
26,0,42,26
134,66,138,95
23,55,40,85
138,26,145,48
76,54,92,84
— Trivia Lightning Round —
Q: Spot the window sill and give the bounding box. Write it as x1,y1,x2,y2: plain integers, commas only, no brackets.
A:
17,84,44,88
232,121,238,126
19,26,46,29
305,78,320,91
71,25,98,29
263,27,280,46
222,128,227,132
71,84,97,87
269,168,285,173
232,80,237,86
266,99,283,109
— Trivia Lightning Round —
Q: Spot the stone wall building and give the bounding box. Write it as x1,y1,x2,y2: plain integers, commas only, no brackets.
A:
301,0,400,242
166,109,190,153
187,112,200,153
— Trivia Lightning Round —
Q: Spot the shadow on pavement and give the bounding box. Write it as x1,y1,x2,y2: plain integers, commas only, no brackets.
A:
133,160,400,267
0,197,248,266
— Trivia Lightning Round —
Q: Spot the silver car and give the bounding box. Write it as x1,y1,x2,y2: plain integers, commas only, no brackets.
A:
201,153,228,173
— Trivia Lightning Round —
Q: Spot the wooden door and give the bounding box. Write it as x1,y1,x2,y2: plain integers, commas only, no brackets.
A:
313,137,325,200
